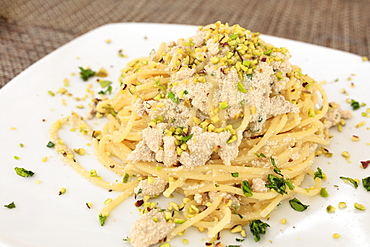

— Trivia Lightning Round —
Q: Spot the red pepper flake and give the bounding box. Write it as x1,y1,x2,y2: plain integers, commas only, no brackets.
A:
261,57,267,62
360,160,370,169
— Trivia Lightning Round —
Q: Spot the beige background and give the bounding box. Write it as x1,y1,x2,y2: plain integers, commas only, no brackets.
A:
1,0,369,87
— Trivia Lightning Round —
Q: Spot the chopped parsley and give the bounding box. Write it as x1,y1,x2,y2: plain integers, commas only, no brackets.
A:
181,134,193,143
4,201,16,209
340,176,358,188
14,167,34,177
99,214,107,226
167,91,179,103
241,180,253,197
249,219,270,242
285,179,295,190
265,174,287,194
246,74,253,80
231,172,239,177
79,67,96,81
362,176,370,191
46,141,55,148
236,238,245,242
350,99,360,110
289,198,309,212
254,153,266,158
270,157,282,176
314,167,324,179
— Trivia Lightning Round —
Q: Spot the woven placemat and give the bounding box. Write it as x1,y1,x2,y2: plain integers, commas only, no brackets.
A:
1,0,369,87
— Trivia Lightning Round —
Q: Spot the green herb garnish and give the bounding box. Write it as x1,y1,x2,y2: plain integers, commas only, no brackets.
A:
314,167,324,179
231,172,239,178
249,219,270,242
270,157,282,176
14,167,34,177
241,180,253,197
340,176,358,188
99,214,107,226
79,67,96,81
289,198,309,212
46,141,55,148
167,91,179,103
350,99,360,110
363,176,370,191
255,153,266,158
4,202,16,209
265,174,287,194
181,134,193,143
285,179,295,190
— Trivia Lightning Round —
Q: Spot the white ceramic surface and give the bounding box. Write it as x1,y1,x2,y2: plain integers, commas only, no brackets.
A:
0,23,369,247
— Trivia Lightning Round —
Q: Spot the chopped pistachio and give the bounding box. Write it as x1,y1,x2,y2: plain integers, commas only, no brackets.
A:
174,218,185,224
341,151,350,158
326,205,336,213
158,243,171,247
226,134,237,144
332,233,341,239
90,169,98,177
338,202,347,209
355,121,365,128
280,218,287,224
219,101,229,109
59,187,66,195
104,198,112,205
320,187,329,197
230,224,243,233
308,108,315,117
354,202,366,211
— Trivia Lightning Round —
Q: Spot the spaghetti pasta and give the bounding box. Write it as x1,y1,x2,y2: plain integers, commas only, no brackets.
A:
50,22,333,246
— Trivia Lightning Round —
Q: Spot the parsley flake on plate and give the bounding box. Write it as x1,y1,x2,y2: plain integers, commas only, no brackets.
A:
289,198,309,212
79,67,96,81
4,202,16,209
14,167,34,177
249,219,270,242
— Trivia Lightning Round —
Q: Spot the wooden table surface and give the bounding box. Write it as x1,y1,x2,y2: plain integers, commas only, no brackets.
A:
1,0,369,87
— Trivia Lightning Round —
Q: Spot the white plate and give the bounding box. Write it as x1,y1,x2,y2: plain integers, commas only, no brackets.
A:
0,23,369,247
